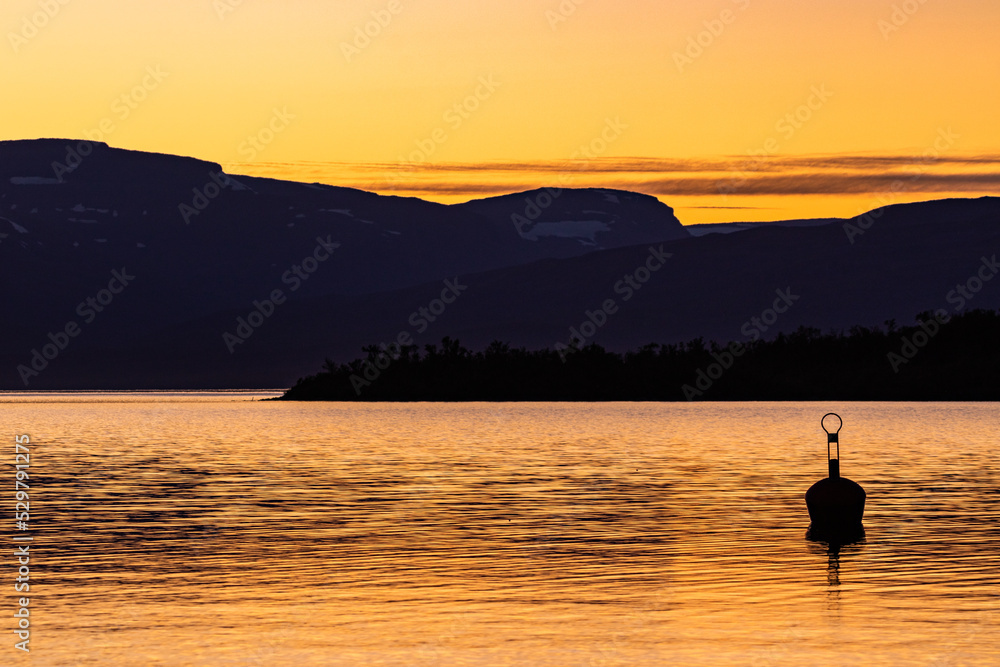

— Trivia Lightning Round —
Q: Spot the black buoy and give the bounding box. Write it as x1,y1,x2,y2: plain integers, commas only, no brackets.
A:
805,413,866,542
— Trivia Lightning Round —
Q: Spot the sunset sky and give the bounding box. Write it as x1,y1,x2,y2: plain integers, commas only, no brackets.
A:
4,0,999,223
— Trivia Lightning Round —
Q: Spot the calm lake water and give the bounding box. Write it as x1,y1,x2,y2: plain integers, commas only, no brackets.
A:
3,395,999,666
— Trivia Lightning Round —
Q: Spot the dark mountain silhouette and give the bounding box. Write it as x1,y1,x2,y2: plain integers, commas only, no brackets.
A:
1,138,998,389
685,217,843,237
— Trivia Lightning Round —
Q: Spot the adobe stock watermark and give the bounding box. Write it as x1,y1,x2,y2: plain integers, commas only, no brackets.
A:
842,127,959,244
8,0,71,53
341,0,403,62
13,433,32,653
237,107,295,161
510,117,628,237
718,84,833,198
946,255,999,313
673,0,751,73
564,116,628,161
349,277,469,394
222,236,339,353
16,268,136,386
180,107,293,223
681,287,800,400
878,0,930,40
408,76,500,162
555,245,672,361
926,596,1000,666
545,0,587,30
213,0,248,21
383,75,501,190
178,171,235,225
887,254,998,373
748,622,807,666
50,65,170,181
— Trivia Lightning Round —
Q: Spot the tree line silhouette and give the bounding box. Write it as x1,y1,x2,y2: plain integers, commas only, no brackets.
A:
277,309,1000,401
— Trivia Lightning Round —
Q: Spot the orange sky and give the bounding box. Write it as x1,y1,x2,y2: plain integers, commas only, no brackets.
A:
4,0,999,223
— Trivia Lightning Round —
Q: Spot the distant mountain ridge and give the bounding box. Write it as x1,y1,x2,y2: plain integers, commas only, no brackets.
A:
1,139,998,388
0,138,685,342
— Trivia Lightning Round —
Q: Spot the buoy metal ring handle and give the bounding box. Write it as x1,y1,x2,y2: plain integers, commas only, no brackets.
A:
821,413,842,436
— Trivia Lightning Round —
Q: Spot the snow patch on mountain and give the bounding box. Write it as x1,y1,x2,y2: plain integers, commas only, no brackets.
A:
9,176,62,185
226,177,252,192
1,217,28,234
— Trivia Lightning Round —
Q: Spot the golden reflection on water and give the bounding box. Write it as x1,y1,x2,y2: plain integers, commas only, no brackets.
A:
3,398,999,665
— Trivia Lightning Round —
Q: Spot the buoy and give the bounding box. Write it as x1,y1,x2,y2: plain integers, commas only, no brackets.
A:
805,413,866,542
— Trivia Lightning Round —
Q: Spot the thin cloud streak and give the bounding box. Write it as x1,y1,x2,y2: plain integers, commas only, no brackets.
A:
361,154,1000,174
355,173,1000,197
225,153,1000,199
636,172,1000,196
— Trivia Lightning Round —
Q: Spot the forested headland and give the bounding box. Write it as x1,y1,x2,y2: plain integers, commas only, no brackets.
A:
275,309,1000,401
